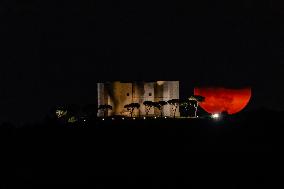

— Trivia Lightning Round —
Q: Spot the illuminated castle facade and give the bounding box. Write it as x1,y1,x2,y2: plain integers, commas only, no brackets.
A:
97,81,179,117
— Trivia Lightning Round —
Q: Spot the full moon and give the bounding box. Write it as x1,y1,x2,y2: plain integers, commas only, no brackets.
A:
194,87,252,115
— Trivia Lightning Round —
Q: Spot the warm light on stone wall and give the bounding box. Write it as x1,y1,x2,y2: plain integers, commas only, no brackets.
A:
97,81,179,117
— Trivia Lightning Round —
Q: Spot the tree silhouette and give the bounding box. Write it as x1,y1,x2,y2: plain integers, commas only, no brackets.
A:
124,103,140,117
143,101,154,116
168,99,180,118
179,99,190,117
67,104,81,116
153,101,168,117
98,104,112,117
82,104,97,119
193,95,205,103
188,95,205,117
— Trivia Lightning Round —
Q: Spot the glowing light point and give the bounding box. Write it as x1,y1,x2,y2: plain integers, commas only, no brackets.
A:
143,117,146,120
122,118,125,120
154,117,157,119
102,118,105,121
211,113,220,119
133,117,136,120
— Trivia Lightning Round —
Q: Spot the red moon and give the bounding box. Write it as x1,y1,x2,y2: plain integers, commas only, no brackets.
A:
194,87,252,115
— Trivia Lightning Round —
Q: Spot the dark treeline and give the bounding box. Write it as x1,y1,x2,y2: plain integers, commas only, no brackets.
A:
1,108,282,187
2,108,283,149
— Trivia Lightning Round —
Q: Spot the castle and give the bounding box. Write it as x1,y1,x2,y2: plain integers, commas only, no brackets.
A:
97,81,179,117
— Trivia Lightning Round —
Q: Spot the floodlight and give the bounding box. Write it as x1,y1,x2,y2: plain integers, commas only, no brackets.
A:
211,113,220,119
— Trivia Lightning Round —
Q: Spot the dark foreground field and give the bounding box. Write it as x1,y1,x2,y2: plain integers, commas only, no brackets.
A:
1,110,283,187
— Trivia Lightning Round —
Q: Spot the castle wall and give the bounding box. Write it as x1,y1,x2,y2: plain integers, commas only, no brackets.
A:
97,81,180,117
111,82,132,116
162,81,171,116
164,81,180,117
97,83,106,117
143,82,155,115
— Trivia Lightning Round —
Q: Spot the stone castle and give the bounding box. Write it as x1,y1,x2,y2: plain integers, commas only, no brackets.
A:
97,81,179,117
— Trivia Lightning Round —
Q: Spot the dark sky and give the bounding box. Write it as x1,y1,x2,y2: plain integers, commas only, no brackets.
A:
1,0,284,123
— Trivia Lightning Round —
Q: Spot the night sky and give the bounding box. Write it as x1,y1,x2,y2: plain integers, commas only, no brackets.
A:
1,0,284,123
